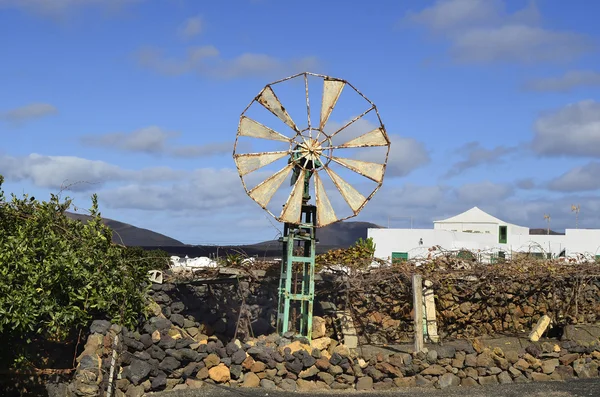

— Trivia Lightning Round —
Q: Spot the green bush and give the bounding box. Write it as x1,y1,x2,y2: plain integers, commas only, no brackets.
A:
0,175,154,366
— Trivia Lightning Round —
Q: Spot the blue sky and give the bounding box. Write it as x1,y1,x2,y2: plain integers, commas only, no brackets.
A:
1,0,600,244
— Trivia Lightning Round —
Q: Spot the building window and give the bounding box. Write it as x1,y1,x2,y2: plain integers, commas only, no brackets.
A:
392,252,408,263
499,225,507,244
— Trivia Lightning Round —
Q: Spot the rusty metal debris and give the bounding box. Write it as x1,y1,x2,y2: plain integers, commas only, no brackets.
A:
233,72,391,227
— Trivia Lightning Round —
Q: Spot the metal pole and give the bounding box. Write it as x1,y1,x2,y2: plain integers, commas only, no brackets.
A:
105,334,119,397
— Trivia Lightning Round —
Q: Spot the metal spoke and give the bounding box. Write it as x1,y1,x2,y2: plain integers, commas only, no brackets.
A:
257,86,299,132
314,171,337,226
238,116,291,142
330,157,385,183
320,106,374,145
234,151,288,176
324,166,366,214
280,169,306,224
304,73,311,138
248,164,293,208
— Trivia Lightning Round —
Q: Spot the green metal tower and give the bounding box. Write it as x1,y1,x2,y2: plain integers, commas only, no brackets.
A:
277,204,317,338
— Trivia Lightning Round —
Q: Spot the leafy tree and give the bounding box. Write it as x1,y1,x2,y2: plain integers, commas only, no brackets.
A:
0,175,154,367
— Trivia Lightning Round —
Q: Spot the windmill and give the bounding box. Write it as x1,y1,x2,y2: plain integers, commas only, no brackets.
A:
233,72,391,339
544,214,551,235
571,204,580,229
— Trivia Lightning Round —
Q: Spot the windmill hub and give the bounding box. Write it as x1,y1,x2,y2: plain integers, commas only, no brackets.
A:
299,138,323,164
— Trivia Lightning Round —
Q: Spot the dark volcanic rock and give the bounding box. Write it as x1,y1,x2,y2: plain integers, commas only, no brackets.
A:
170,314,186,327
158,335,176,350
90,320,111,335
175,338,194,349
139,334,153,349
226,342,240,356
232,349,247,365
330,353,343,366
248,347,272,363
123,336,145,351
151,372,167,390
159,357,181,372
125,359,152,385
171,302,185,314
147,345,166,361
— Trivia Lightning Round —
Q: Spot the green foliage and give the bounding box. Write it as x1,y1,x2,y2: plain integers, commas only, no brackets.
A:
0,176,154,366
316,237,377,272
122,246,171,271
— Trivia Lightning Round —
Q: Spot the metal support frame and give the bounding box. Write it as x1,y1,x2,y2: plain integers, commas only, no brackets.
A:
277,204,316,340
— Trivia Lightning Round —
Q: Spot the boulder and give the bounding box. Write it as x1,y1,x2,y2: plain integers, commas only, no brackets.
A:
312,316,327,339
208,364,230,383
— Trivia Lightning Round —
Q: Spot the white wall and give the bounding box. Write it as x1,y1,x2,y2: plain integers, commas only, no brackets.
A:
434,222,496,234
369,227,600,262
564,229,600,257
508,224,529,236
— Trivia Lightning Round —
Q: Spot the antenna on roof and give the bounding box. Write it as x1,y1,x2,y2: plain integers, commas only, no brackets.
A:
543,214,551,235
571,204,580,229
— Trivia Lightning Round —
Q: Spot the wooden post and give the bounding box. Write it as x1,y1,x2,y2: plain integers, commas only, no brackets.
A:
412,274,424,352
423,279,439,343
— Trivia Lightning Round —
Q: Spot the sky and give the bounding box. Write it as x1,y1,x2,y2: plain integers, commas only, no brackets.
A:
1,0,600,245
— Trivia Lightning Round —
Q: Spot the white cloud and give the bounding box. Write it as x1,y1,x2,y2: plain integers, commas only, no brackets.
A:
327,119,429,178
445,141,515,177
364,180,600,232
135,45,320,79
405,0,591,64
1,103,58,122
81,126,234,157
364,180,518,228
0,153,182,191
532,100,600,157
523,70,600,92
178,15,203,39
0,0,141,15
100,168,247,211
515,178,536,190
82,126,175,154
455,181,514,202
548,162,600,192
384,135,430,177
170,142,234,158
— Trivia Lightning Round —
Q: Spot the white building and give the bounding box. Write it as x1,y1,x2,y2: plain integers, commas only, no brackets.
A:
368,207,600,263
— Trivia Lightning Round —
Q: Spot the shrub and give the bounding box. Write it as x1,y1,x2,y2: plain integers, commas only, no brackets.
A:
0,175,153,366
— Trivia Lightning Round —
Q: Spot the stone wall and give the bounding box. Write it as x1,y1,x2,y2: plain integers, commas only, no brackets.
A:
70,319,600,395
318,266,600,344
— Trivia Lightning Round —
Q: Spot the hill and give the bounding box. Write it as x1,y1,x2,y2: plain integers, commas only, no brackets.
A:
529,228,564,235
65,212,185,247
141,221,384,259
65,210,382,258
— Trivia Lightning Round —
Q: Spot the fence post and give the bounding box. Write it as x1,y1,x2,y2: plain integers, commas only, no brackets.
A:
423,279,439,343
412,274,424,352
